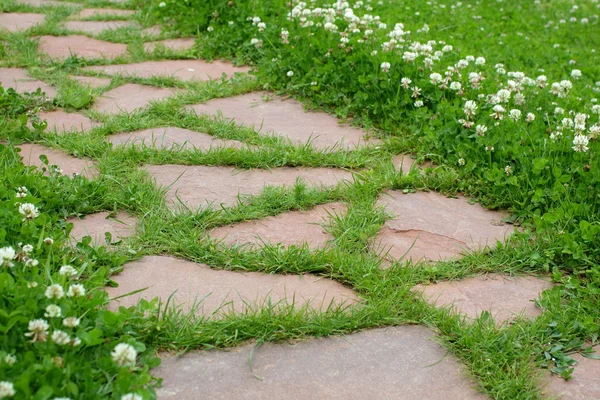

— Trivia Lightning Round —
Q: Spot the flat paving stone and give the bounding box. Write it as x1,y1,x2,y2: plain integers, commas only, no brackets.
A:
92,83,176,114
543,345,600,399
16,0,81,7
63,20,137,35
39,35,127,59
144,165,353,210
106,127,245,150
189,92,379,150
68,211,137,246
210,202,346,249
17,143,97,179
71,75,111,88
84,60,250,82
37,110,98,133
413,274,554,323
69,8,136,19
141,25,161,37
0,68,56,98
106,255,359,315
0,12,45,32
153,326,485,399
143,38,196,52
374,190,514,263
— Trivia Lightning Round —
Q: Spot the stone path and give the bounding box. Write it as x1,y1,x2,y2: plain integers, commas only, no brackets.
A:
0,12,45,32
106,127,246,150
36,110,97,133
93,83,176,114
71,75,111,88
63,20,136,35
69,211,137,246
0,67,56,97
543,345,600,399
143,38,196,52
39,35,128,59
17,143,97,179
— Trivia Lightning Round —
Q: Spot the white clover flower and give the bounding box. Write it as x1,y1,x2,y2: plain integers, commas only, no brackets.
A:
15,186,27,199
44,237,54,245
206,26,214,32
70,337,81,347
0,247,16,268
505,165,512,176
475,125,488,137
112,343,137,367
257,22,266,31
3,355,16,366
509,109,522,121
379,62,391,74
59,265,78,277
430,72,443,84
45,284,64,299
0,382,15,398
458,158,466,166
466,55,475,62
571,69,582,78
591,105,600,114
22,244,33,253
250,38,263,48
497,89,511,103
536,75,548,88
442,45,453,52
370,50,378,56
526,113,536,122
573,134,589,152
121,394,143,400
310,81,317,86
25,319,49,343
475,57,486,65
491,105,506,120
449,82,462,91
62,317,80,328
18,203,39,221
25,259,39,267
589,124,600,138
400,77,412,89
414,100,424,107
51,330,71,346
463,100,478,118
44,304,62,318
67,284,86,297
554,107,565,115
158,1,166,7
485,145,495,152
27,281,38,288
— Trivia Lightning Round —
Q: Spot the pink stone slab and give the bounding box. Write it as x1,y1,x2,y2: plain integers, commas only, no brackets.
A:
189,92,379,150
141,25,161,37
92,83,176,114
39,35,127,59
543,345,600,399
106,127,245,150
69,8,136,19
0,12,45,32
37,110,98,133
0,68,56,98
106,255,359,316
154,326,486,399
84,60,250,82
144,164,353,210
210,202,347,249
413,274,554,323
71,75,112,88
68,211,137,246
63,20,136,35
17,143,97,179
143,38,196,52
16,0,81,7
374,190,514,263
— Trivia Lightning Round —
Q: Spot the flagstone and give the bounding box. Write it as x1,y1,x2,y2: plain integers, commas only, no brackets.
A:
106,127,246,150
71,75,112,88
39,35,127,59
68,211,137,246
373,190,514,263
84,59,250,82
63,20,136,35
143,38,196,52
144,164,352,210
106,255,359,315
0,68,56,97
92,83,176,114
153,326,485,399
17,143,97,179
543,345,600,399
189,92,379,150
69,8,136,19
0,12,45,32
210,202,346,249
413,274,554,323
37,110,98,133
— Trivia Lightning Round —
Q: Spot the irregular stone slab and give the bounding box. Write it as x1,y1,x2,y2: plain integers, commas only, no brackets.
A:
16,0,81,7
0,12,45,32
189,92,379,150
210,203,346,249
106,127,245,150
39,35,127,59
71,75,111,88
374,191,514,263
144,165,352,210
84,60,250,82
17,143,97,179
93,83,176,114
0,68,56,98
106,255,359,315
143,38,196,52
69,211,137,246
69,8,136,19
141,25,161,37
37,110,98,133
63,20,137,35
543,345,600,399
413,274,553,323
154,326,485,399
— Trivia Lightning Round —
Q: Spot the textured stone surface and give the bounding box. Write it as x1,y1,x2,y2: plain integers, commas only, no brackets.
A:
16,0,81,7
374,191,514,263
141,25,161,37
92,83,176,114
0,68,56,97
71,75,112,88
189,92,378,150
17,143,97,179
69,211,137,246
106,127,245,150
144,165,352,210
0,12,45,32
413,274,553,323
544,346,600,399
143,38,195,52
210,203,346,249
39,35,127,59
84,60,249,82
37,110,97,133
154,326,485,399
106,256,359,315
69,8,136,19
63,20,136,34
